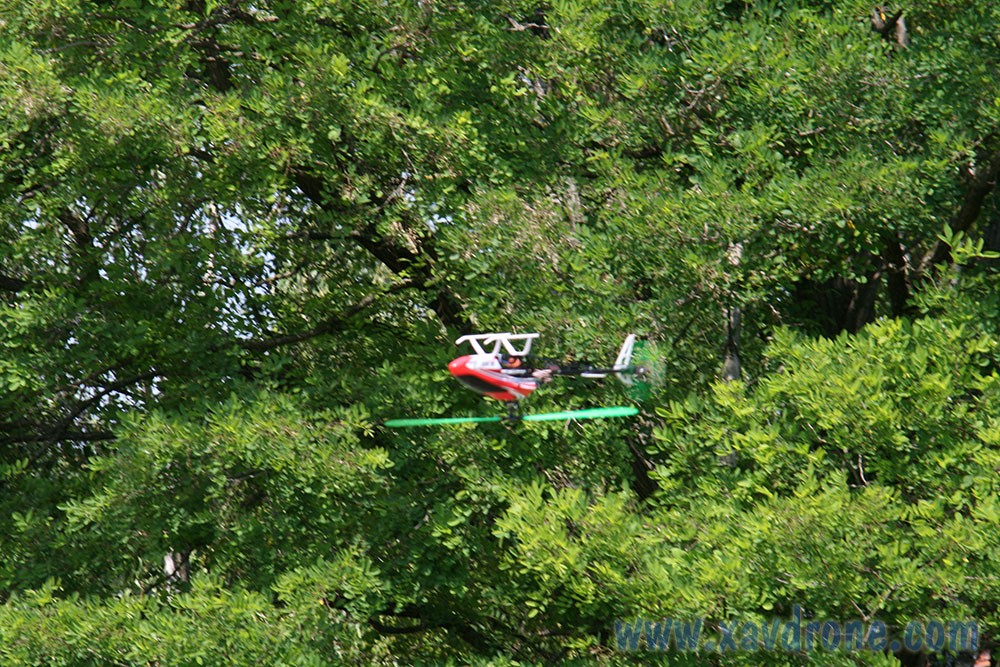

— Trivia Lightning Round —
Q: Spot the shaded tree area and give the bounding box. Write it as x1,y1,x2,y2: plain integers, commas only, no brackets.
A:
1,1,998,664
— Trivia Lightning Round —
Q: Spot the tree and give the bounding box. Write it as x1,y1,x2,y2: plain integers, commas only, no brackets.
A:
1,0,998,664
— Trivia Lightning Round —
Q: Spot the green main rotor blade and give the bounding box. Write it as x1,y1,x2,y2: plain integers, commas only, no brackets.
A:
384,415,503,427
522,406,639,422
384,406,638,428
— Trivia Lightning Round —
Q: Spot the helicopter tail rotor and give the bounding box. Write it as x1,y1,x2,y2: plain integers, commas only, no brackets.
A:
614,334,638,385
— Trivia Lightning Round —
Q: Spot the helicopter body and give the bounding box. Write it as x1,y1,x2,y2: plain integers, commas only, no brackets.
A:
447,354,539,401
384,333,643,427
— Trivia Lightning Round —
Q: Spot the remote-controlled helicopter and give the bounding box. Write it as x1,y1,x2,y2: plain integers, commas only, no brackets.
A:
384,333,645,427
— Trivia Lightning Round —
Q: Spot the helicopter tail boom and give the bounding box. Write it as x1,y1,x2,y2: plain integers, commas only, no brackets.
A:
547,335,642,384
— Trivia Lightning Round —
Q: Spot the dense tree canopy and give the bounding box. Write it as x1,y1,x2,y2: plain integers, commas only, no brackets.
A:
1,0,998,665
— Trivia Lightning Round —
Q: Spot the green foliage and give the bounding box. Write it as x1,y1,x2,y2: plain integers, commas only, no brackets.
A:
648,308,1000,644
0,572,387,665
57,395,389,594
1,0,999,664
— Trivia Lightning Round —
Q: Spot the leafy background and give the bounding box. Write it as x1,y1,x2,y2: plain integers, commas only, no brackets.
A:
1,1,998,664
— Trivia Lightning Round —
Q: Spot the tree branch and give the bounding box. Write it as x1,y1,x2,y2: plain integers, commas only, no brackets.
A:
51,371,159,437
241,282,412,353
291,168,470,332
367,617,430,635
918,149,1000,274
1,370,157,452
0,428,117,447
883,232,911,317
0,272,28,293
